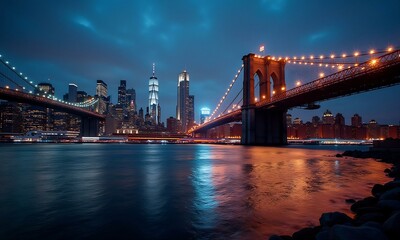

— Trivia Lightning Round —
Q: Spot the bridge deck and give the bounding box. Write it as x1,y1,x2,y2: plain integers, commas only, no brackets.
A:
191,50,400,134
0,88,105,119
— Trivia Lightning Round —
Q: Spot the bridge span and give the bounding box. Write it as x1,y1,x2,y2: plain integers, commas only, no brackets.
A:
190,50,400,145
0,87,105,136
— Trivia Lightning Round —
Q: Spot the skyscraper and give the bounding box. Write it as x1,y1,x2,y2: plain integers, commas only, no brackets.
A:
200,107,211,124
188,95,195,129
177,70,190,132
96,80,108,114
126,88,136,113
148,63,159,124
68,83,78,102
118,80,127,108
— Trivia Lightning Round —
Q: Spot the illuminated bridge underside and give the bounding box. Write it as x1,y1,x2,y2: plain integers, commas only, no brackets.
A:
0,87,105,119
192,50,400,135
0,88,105,136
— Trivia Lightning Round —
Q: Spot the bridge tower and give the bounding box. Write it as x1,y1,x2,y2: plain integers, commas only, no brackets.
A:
241,53,287,145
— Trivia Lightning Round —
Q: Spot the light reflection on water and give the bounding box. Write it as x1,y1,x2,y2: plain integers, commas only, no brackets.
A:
0,144,390,239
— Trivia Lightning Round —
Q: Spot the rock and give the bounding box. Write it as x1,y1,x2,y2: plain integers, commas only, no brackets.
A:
383,211,400,239
269,235,293,240
352,206,382,215
319,212,352,227
315,230,329,240
292,226,320,240
378,200,400,213
351,197,378,213
371,184,385,198
330,225,388,240
383,180,400,190
361,221,383,230
354,212,386,225
380,188,400,201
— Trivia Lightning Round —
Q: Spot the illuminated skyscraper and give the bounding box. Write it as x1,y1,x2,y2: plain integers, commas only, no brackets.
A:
95,80,108,114
322,109,334,125
148,63,159,124
68,83,78,102
177,70,190,132
118,80,127,108
200,107,210,124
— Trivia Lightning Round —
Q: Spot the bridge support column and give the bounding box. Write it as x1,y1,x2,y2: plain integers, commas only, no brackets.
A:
241,105,256,144
241,107,287,145
81,117,99,137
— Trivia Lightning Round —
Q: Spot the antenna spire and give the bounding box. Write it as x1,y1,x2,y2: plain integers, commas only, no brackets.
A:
152,63,155,77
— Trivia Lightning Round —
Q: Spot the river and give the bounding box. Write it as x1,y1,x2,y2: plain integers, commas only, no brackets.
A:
0,143,391,239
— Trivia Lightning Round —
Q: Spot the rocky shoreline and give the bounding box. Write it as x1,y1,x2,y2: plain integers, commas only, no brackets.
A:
270,140,400,240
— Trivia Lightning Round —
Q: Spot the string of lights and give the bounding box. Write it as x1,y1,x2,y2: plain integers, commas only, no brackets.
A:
209,64,244,120
0,53,98,108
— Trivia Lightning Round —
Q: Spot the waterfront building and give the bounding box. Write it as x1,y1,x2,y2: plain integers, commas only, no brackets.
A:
68,83,78,102
286,114,292,127
149,64,159,124
367,120,380,139
167,117,180,133
312,116,320,126
351,114,362,127
293,117,302,125
36,82,55,130
322,109,334,125
0,101,23,133
177,70,190,132
200,107,211,124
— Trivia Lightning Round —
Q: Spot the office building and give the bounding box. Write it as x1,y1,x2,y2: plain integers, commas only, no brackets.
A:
149,64,159,124
96,80,108,114
118,80,127,108
68,83,78,102
177,70,190,132
200,107,211,124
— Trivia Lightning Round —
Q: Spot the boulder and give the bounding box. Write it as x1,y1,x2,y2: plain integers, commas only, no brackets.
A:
269,235,293,240
354,212,386,225
383,211,400,239
315,230,329,240
380,188,400,201
361,221,383,230
330,225,388,240
378,200,400,213
292,226,321,240
351,197,378,213
371,184,385,198
319,212,352,227
383,180,400,190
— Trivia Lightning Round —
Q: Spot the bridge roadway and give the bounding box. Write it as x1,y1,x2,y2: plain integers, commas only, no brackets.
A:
0,87,105,120
190,50,400,134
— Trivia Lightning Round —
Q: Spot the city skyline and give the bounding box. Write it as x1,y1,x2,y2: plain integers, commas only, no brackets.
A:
1,1,400,124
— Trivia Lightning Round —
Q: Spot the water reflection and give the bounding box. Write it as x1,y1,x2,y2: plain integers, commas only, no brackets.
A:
143,145,165,221
0,144,391,239
191,145,217,229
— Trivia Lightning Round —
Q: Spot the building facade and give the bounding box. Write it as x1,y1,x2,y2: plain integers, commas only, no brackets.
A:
148,64,159,124
177,70,190,132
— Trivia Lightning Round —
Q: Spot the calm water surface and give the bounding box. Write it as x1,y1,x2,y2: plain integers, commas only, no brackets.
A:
0,144,391,239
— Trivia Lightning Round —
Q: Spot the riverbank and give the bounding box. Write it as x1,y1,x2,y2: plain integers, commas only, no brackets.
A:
270,139,400,240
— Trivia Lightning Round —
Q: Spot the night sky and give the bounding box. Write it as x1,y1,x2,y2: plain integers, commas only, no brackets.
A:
1,0,399,125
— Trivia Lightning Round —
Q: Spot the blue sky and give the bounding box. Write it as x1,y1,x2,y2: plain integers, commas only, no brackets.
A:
1,0,399,124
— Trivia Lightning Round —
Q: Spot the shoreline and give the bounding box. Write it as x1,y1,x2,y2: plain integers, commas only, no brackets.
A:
270,140,400,240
